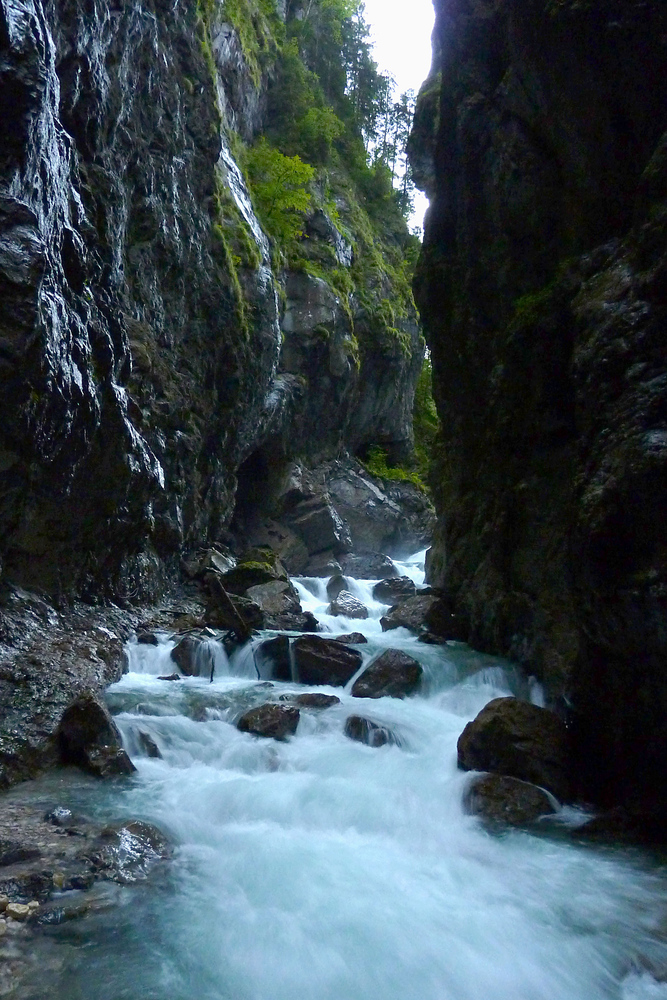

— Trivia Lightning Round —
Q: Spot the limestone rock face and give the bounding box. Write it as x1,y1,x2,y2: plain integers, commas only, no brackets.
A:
412,0,667,812
457,698,570,802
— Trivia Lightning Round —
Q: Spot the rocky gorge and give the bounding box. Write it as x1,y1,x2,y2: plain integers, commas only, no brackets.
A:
1,0,667,995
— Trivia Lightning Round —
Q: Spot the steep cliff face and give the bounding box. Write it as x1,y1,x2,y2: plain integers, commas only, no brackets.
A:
0,0,423,603
412,0,667,808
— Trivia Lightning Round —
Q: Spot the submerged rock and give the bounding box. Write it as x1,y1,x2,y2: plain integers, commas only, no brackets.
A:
457,697,570,802
464,774,556,827
328,590,369,620
91,821,171,883
138,732,162,759
344,716,399,748
351,649,423,699
292,635,363,687
372,576,416,605
380,594,439,633
237,703,300,741
57,692,136,779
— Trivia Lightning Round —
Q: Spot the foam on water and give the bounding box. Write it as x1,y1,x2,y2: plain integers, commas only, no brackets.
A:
21,550,667,999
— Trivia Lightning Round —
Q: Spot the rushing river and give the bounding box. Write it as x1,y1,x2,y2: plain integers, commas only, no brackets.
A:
12,553,667,999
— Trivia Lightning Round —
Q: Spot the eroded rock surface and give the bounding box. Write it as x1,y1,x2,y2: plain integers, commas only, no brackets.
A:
457,698,570,802
292,635,363,687
464,774,556,827
237,703,300,741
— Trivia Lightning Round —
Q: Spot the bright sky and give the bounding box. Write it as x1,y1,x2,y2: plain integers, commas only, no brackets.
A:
360,0,435,232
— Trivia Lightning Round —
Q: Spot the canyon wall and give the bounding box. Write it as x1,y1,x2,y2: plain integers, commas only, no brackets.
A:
411,0,667,809
0,0,422,603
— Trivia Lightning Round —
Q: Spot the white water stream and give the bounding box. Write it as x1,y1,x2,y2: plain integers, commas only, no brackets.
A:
16,552,667,999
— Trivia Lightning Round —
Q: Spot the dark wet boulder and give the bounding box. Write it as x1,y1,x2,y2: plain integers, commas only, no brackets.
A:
245,579,301,616
136,631,159,645
328,590,369,620
380,594,439,633
256,635,292,681
170,635,202,676
344,716,399,747
138,731,162,759
57,692,136,778
265,611,320,632
326,574,349,601
237,703,300,741
292,693,341,709
571,804,667,847
339,552,397,579
203,590,265,633
91,821,171,883
292,635,363,687
372,576,416,604
158,673,181,682
333,633,368,644
351,649,423,699
423,598,469,642
464,774,556,826
457,697,570,801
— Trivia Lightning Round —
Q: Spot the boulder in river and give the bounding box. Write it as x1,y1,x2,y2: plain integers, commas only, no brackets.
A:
339,552,398,579
237,703,300,741
203,589,265,634
463,774,556,826
57,691,136,778
326,573,349,601
245,579,302,616
380,594,439,633
265,611,320,632
291,693,341,709
333,633,368,644
328,590,369,620
292,635,363,686
92,821,171,883
344,716,399,747
457,697,570,801
351,649,423,699
170,634,204,676
256,635,292,681
372,576,416,604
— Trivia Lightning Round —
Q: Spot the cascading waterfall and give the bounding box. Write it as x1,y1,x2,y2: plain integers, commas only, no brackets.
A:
11,551,667,1000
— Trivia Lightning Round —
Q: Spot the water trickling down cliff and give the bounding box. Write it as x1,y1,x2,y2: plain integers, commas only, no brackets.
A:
0,0,423,603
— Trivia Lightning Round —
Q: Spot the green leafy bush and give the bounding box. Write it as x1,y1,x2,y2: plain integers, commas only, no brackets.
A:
244,138,315,247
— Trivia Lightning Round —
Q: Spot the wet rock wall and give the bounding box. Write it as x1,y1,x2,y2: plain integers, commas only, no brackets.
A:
411,0,667,809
